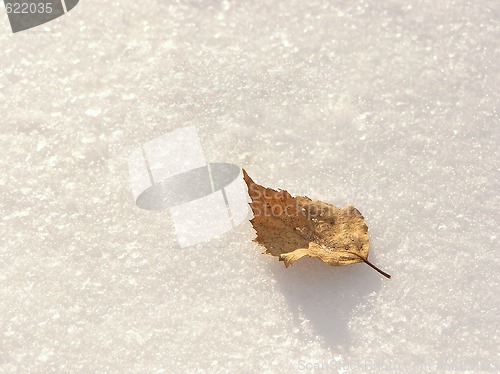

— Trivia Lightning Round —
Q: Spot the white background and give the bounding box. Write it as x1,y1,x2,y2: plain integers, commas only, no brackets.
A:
0,0,498,372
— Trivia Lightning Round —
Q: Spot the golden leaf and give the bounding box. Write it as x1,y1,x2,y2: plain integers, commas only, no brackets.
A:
243,169,391,278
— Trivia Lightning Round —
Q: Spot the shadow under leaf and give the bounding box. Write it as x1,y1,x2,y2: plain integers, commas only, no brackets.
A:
268,255,383,350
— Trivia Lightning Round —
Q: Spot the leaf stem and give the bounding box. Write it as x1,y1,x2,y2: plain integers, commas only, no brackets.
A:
361,258,391,279
349,252,391,279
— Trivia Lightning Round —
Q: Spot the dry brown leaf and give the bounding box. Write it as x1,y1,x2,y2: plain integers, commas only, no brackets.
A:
243,169,391,278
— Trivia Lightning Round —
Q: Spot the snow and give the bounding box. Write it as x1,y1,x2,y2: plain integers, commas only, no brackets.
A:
0,0,498,372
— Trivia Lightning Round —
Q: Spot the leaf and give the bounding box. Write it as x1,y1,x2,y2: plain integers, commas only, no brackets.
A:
243,169,391,278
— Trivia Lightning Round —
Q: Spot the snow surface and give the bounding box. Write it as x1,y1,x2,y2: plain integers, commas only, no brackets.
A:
0,0,498,372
